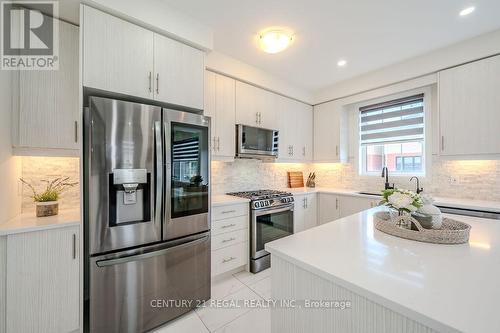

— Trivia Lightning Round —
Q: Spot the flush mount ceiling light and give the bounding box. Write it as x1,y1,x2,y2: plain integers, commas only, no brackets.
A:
337,59,347,67
258,30,293,54
459,6,475,16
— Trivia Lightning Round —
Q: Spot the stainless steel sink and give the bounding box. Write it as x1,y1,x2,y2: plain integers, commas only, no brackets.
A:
357,191,382,197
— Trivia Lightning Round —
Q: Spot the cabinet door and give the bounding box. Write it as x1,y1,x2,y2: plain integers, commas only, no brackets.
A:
235,82,278,129
439,55,500,156
16,19,78,150
318,193,340,224
83,6,154,99
293,195,306,233
277,96,294,160
6,226,79,332
235,81,261,127
204,71,217,153
294,102,313,161
259,89,278,129
303,194,318,229
339,196,374,218
154,34,204,110
215,74,236,158
314,102,343,162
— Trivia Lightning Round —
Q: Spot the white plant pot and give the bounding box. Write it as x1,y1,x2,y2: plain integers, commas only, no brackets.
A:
36,201,59,217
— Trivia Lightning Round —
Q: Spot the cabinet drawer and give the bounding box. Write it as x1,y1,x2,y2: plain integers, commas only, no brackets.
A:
211,229,247,251
212,242,247,276
212,215,248,236
212,204,248,220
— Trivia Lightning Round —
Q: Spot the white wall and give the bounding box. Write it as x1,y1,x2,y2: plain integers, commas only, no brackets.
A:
0,71,22,223
206,51,313,104
314,28,500,104
83,0,213,50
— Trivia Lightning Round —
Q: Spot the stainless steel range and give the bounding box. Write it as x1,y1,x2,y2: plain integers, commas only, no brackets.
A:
227,190,294,273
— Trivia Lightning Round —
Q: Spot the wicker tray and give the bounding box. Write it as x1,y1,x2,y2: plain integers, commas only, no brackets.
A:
374,211,471,244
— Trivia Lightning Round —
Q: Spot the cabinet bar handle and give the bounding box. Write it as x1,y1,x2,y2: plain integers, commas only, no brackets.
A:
222,237,236,243
156,73,159,94
335,198,339,210
256,112,259,125
336,145,339,156
221,223,236,229
223,256,237,263
217,137,220,151
72,234,76,259
148,72,152,92
305,198,308,209
259,112,262,124
74,121,78,143
221,210,236,214
441,136,444,151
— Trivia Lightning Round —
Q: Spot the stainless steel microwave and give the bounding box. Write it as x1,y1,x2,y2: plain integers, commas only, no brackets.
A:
236,124,279,160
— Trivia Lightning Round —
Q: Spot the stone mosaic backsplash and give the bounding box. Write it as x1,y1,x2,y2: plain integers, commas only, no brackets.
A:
20,156,80,213
212,157,500,202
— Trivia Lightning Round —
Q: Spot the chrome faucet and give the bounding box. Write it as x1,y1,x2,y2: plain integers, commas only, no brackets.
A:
410,176,424,194
381,167,394,190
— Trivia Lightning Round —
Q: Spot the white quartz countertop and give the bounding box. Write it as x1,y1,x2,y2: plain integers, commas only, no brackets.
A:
212,194,250,207
0,209,80,236
266,207,500,333
285,187,500,213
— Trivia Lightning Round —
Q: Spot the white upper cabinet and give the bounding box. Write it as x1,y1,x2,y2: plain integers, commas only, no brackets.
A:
277,97,313,161
83,6,204,110
83,6,154,99
314,101,347,162
439,55,500,156
154,34,204,110
205,71,236,160
235,81,278,129
13,17,79,154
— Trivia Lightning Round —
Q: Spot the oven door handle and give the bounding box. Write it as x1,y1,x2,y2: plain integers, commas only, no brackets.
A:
254,204,294,216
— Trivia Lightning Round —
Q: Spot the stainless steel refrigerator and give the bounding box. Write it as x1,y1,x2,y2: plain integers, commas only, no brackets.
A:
83,96,211,333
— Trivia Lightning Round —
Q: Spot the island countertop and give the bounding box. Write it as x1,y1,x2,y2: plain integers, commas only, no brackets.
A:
266,207,500,333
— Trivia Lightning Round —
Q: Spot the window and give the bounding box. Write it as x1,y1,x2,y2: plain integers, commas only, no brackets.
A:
359,94,425,175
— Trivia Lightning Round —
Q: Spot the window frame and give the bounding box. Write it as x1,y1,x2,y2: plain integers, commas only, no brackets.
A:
356,87,432,178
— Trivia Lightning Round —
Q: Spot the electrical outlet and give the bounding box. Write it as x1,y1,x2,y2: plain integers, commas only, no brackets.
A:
448,176,459,185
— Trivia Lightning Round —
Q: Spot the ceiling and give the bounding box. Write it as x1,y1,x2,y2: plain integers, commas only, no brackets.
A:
164,0,500,92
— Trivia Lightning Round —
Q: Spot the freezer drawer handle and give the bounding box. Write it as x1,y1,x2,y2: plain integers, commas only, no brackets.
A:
95,235,209,267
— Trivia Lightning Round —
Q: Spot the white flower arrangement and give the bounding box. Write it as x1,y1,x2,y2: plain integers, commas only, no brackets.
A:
380,188,423,214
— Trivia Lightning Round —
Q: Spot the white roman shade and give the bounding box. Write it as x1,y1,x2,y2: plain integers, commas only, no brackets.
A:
359,94,424,145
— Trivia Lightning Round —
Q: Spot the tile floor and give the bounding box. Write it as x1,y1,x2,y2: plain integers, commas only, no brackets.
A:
153,269,271,333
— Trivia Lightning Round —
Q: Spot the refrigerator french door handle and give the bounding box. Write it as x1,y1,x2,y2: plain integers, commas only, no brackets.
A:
95,234,210,267
154,121,163,227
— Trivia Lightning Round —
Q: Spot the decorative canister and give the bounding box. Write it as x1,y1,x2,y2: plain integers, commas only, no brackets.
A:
36,201,59,217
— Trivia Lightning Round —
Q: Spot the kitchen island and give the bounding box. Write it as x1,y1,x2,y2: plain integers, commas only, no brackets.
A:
265,207,500,333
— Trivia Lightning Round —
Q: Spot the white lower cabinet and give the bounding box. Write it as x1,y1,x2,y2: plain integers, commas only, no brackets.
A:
211,203,249,276
293,193,317,233
318,193,341,224
3,226,79,333
339,196,380,218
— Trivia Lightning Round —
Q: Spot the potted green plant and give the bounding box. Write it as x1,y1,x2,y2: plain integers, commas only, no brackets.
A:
20,177,78,217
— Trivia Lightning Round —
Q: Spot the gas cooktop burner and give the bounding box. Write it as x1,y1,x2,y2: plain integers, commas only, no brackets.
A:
227,190,294,210
227,190,292,200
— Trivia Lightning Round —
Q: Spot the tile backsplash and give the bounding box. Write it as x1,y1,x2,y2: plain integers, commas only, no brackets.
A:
20,156,80,212
212,157,500,202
